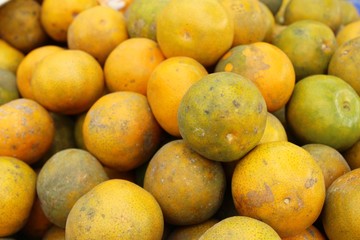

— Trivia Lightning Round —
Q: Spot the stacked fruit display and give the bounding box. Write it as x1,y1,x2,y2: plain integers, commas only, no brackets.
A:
0,0,360,239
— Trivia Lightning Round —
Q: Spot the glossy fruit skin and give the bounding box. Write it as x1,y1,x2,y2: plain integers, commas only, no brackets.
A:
286,74,360,151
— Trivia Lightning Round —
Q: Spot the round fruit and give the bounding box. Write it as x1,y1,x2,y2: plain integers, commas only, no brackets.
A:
232,141,325,237
258,112,287,144
286,74,360,151
167,219,219,240
178,72,267,162
0,156,37,237
199,216,281,240
335,20,360,47
31,49,105,115
322,168,360,239
273,20,337,80
67,5,128,65
36,148,109,228
0,39,24,73
328,36,360,96
339,0,359,26
282,225,326,240
0,98,55,164
147,56,208,137
66,179,164,240
0,69,19,105
343,140,360,169
156,0,234,67
83,91,162,171
143,140,226,225
215,41,295,112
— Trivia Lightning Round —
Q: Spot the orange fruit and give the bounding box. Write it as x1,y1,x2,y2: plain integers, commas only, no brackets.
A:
40,0,98,42
74,112,87,150
42,225,65,240
66,179,164,239
286,74,360,151
0,69,19,106
31,49,104,115
199,216,281,240
67,5,128,65
343,140,360,169
0,0,48,53
104,37,165,95
215,41,295,112
232,141,326,237
219,0,267,46
178,72,267,162
0,98,55,164
156,0,234,67
328,36,360,95
335,20,360,47
302,143,351,190
282,225,326,240
16,45,64,100
273,20,337,80
339,0,359,26
0,156,37,237
0,38,24,73
36,148,109,228
83,91,162,171
283,0,342,31
258,112,287,145
124,0,170,41
143,139,226,225
167,219,219,240
259,1,276,43
322,168,360,239
147,56,208,137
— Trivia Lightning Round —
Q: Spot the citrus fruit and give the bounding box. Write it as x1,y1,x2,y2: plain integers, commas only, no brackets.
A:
0,156,37,237
286,74,360,151
74,112,87,150
178,72,267,162
124,0,169,41
167,219,219,240
343,140,360,169
0,39,24,73
0,0,48,53
0,98,55,164
37,148,109,228
335,20,360,47
232,141,326,237
143,139,226,225
339,0,359,26
328,36,360,95
104,37,165,95
199,216,281,240
66,179,164,240
31,49,104,115
219,0,267,46
40,0,98,42
322,168,360,239
156,0,234,67
42,225,65,240
0,69,19,106
258,112,287,144
215,41,295,112
67,5,128,65
147,56,208,137
283,0,342,31
259,1,276,43
83,91,162,171
16,45,64,100
273,20,337,80
282,225,326,240
302,143,351,190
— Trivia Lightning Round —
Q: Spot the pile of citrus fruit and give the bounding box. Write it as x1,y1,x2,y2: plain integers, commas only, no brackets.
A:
1,0,360,239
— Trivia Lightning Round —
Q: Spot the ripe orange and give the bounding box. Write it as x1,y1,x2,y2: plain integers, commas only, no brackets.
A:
37,148,109,228
282,225,326,240
67,5,128,65
0,38,24,73
167,219,219,240
147,56,208,137
156,0,234,67
215,41,295,112
0,156,37,237
16,45,64,100
286,74,360,151
143,140,226,225
83,91,162,171
339,0,359,26
31,49,105,115
322,168,360,239
104,37,165,95
0,98,55,164
199,216,281,239
66,179,164,239
335,20,360,47
232,141,325,237
40,0,98,42
178,72,267,162
258,112,287,145
42,225,65,240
